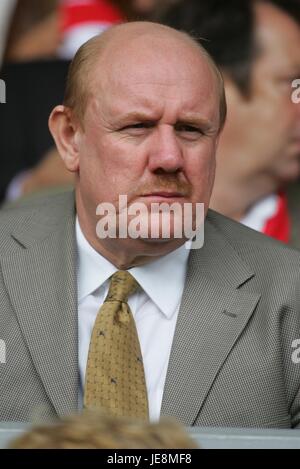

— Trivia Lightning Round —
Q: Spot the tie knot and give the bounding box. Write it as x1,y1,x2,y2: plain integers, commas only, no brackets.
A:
105,271,139,303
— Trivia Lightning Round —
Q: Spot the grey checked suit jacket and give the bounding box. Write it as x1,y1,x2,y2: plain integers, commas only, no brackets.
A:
1,190,300,428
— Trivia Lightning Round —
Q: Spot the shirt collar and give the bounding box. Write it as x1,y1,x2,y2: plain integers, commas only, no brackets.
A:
76,217,190,319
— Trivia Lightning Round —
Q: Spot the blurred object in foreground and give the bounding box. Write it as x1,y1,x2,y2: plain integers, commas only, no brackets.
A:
9,410,199,449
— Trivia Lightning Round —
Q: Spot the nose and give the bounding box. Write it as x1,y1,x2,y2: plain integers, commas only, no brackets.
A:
147,124,184,174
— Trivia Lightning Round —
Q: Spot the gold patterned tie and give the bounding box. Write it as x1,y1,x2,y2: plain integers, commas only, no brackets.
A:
84,270,149,420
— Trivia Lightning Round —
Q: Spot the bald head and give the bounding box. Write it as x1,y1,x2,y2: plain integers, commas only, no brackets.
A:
63,21,226,131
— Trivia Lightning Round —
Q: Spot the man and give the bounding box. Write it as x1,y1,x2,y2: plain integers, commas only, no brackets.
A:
163,0,300,247
0,22,300,428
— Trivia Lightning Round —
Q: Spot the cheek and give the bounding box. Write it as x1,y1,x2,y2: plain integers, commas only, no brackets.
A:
79,133,145,202
187,146,216,197
258,102,295,149
254,91,294,130
77,135,116,204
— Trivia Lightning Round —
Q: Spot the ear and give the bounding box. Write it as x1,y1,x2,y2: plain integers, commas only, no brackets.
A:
48,105,81,172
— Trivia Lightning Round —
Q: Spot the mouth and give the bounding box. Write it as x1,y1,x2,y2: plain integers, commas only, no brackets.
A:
140,192,186,199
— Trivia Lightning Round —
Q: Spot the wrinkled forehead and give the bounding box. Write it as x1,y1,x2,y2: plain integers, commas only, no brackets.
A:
87,36,219,119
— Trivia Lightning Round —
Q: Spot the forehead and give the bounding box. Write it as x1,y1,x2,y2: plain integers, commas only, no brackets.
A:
88,40,219,123
254,3,300,72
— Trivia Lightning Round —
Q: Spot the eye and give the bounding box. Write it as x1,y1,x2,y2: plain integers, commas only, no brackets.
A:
121,122,154,131
175,123,204,138
127,123,147,129
176,124,201,132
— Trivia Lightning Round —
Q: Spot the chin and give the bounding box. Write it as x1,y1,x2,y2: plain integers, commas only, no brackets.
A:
276,157,300,183
136,235,186,248
279,167,300,183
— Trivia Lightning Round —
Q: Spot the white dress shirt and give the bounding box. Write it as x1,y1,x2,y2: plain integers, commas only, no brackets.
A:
76,217,190,421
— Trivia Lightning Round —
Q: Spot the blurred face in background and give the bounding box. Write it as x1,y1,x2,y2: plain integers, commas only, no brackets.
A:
133,0,159,13
131,0,176,17
215,1,300,195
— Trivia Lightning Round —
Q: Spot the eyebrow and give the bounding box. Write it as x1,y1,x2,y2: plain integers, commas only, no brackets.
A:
176,113,216,131
116,112,158,124
116,111,215,129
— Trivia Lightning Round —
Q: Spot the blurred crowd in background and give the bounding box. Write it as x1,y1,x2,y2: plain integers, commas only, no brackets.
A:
0,0,299,247
0,0,299,448
0,0,176,204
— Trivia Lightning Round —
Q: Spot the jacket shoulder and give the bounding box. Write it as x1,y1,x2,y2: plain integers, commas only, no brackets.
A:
207,209,300,267
0,189,75,252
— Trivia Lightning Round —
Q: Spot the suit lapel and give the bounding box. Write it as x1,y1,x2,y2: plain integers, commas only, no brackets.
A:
1,192,79,417
286,184,300,250
1,196,262,422
160,215,261,425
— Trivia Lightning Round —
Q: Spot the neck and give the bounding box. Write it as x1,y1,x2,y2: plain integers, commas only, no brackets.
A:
81,228,185,269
